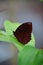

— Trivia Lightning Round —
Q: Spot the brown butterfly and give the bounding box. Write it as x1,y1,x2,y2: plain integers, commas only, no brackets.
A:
13,22,32,45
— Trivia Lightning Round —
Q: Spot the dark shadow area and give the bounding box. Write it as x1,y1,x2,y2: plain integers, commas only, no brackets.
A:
0,60,11,65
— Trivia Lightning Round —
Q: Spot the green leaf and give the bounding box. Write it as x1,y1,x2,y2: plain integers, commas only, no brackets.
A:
4,20,21,35
0,31,24,51
0,30,7,35
18,46,43,65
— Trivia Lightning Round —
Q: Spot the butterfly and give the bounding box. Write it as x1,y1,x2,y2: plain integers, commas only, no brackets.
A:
13,22,32,45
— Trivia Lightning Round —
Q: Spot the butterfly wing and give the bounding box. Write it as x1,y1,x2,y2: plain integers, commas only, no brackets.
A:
13,22,32,44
